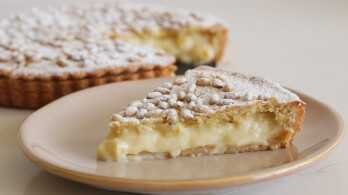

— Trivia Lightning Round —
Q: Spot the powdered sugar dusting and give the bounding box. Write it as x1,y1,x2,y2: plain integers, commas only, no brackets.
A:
111,66,304,124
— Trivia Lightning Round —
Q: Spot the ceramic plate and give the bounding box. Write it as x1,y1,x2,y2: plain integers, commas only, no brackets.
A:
18,77,345,195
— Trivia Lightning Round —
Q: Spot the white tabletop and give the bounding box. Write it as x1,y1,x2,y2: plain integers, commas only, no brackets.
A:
0,0,347,194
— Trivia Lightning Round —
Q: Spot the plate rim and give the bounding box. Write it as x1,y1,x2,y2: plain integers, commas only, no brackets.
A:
17,78,345,192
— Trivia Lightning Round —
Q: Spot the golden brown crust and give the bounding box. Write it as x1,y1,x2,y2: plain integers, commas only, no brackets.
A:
180,144,270,157
130,145,270,160
0,64,176,109
214,28,229,62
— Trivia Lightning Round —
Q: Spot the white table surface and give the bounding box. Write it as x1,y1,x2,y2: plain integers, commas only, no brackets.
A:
0,0,347,194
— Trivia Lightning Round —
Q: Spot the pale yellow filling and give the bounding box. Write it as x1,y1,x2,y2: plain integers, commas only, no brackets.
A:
97,112,284,161
111,29,225,63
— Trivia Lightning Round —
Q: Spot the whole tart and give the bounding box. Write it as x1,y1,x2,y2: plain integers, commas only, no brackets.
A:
97,66,306,162
0,3,228,109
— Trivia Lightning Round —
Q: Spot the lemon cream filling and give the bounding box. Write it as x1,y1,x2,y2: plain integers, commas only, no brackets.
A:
111,29,226,63
97,112,284,161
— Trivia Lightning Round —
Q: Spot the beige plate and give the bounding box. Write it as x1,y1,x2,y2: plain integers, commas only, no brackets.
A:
18,77,345,195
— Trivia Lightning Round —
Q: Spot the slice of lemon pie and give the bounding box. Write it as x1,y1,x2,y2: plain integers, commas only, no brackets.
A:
97,66,305,161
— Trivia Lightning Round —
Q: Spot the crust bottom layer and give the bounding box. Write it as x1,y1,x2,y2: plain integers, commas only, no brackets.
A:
125,144,272,161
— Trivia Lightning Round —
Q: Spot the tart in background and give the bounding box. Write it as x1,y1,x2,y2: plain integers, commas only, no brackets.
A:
0,3,228,108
